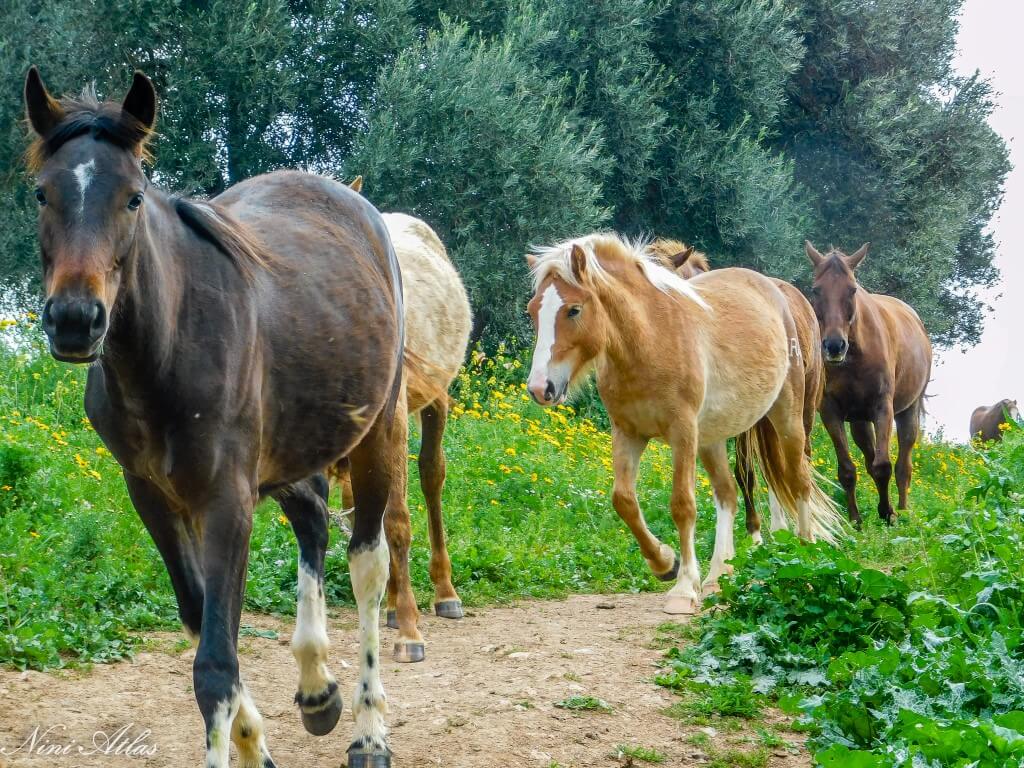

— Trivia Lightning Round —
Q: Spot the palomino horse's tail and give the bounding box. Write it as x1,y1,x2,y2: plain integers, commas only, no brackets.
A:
404,348,451,409
741,419,845,545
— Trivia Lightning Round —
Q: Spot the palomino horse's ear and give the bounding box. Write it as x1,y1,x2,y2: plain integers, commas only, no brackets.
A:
122,71,157,131
846,242,870,269
525,254,538,269
805,240,825,267
570,243,587,280
24,67,64,137
349,175,363,193
671,246,696,270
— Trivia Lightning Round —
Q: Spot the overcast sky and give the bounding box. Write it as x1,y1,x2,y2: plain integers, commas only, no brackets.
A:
926,1,1020,441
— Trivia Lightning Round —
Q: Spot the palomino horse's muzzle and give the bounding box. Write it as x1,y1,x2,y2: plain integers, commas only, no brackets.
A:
42,295,107,363
528,378,567,406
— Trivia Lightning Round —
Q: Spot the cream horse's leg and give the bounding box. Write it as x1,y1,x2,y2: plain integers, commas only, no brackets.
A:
610,425,678,580
698,442,737,594
665,424,701,614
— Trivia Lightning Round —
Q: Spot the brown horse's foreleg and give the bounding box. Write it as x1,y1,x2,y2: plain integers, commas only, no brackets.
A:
419,399,462,619
894,402,921,511
610,426,677,580
863,404,895,523
700,442,739,593
275,475,344,738
821,403,861,526
666,425,700,614
733,435,761,544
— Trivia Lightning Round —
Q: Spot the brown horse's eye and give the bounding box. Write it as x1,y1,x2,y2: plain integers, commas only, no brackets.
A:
127,192,144,211
567,306,581,318
34,188,47,206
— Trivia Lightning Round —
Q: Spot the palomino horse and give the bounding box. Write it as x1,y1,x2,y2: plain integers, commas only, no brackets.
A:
25,68,400,767
970,399,1019,442
805,242,932,525
335,180,472,663
647,239,824,541
526,234,843,614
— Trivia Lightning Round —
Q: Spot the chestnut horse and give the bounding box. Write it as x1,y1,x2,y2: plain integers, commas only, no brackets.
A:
335,183,472,663
526,234,843,615
970,399,1019,442
25,68,400,767
648,239,824,541
806,242,932,525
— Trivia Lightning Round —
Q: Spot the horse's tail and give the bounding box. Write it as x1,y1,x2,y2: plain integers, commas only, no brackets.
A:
403,348,451,409
745,416,845,545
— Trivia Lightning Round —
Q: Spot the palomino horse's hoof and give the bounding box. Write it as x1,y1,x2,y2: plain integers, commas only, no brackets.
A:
385,610,399,630
656,553,680,582
701,581,721,597
347,746,391,768
393,640,425,663
662,595,699,615
296,682,343,736
434,599,464,619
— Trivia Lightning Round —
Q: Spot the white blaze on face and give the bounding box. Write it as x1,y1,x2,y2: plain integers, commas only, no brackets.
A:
72,159,96,217
528,283,564,395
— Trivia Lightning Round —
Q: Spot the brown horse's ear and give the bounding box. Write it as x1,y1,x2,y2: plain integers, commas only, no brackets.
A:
122,72,157,131
525,253,538,269
805,240,824,267
349,175,363,193
24,67,64,137
671,246,696,270
570,243,588,281
846,242,870,269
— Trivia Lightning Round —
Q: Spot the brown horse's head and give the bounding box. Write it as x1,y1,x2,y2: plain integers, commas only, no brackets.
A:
24,67,157,363
525,243,609,405
805,240,869,365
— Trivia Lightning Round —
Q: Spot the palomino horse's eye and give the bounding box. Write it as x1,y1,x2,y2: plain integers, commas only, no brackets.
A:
34,188,47,206
567,306,582,319
127,193,144,211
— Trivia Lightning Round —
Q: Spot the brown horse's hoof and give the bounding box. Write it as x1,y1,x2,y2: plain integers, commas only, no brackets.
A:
434,599,464,619
655,553,680,582
296,682,343,736
385,610,399,630
347,746,391,768
393,640,425,663
663,595,699,615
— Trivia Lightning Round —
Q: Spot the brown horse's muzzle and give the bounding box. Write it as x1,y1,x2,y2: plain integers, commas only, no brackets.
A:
822,335,849,364
42,295,108,363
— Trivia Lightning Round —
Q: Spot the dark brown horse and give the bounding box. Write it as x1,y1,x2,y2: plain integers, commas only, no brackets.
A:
25,68,401,768
806,241,932,525
970,399,1019,442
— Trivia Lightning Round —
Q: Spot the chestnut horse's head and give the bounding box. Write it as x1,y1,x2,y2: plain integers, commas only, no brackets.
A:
24,67,157,363
805,240,869,365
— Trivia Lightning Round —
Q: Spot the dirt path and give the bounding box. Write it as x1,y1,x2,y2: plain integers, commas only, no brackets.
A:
0,594,809,767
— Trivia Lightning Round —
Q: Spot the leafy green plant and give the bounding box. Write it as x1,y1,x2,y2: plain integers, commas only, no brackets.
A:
614,744,665,763
555,695,613,712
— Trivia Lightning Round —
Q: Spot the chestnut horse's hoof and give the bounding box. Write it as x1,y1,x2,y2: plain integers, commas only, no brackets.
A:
347,746,392,768
662,595,699,615
296,682,343,736
655,553,680,582
385,610,399,630
393,640,425,663
434,599,464,619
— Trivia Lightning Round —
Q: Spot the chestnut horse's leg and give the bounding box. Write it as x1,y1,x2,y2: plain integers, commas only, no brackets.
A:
666,422,701,614
347,412,402,768
275,475,344,736
419,399,463,619
732,436,762,544
610,425,679,581
855,407,895,524
700,442,739,593
894,401,921,511
821,401,861,526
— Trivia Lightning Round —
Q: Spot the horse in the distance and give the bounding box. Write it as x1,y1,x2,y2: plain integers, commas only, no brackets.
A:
335,176,472,663
526,234,843,615
648,238,824,541
805,241,932,526
25,68,400,768
970,399,1019,442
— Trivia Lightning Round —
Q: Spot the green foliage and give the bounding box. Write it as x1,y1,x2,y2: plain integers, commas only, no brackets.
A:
614,744,666,763
555,695,613,712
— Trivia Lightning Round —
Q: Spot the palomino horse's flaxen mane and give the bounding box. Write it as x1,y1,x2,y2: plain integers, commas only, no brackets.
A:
529,233,709,309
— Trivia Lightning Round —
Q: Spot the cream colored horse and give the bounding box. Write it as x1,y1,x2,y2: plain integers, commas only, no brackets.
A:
334,185,472,662
526,234,842,615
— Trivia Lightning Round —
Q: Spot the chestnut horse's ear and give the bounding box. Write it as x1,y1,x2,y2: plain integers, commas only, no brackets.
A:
671,246,696,270
24,66,64,137
846,242,870,269
805,240,825,267
349,175,363,193
525,253,539,269
570,243,587,281
122,71,157,131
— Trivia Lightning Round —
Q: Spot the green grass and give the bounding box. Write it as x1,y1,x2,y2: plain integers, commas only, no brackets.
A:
613,744,666,763
554,695,613,712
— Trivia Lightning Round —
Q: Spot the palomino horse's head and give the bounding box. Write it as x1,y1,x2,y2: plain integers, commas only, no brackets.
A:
24,68,157,362
646,238,710,280
525,243,608,405
805,240,869,365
